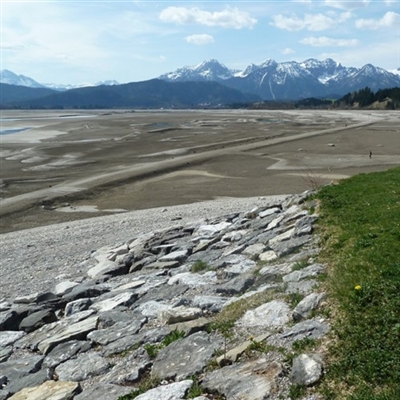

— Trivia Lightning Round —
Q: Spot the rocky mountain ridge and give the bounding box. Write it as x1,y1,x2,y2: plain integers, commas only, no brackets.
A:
160,58,400,100
0,191,328,400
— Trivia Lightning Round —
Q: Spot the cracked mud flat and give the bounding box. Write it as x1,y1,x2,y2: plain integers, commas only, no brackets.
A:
1,109,399,233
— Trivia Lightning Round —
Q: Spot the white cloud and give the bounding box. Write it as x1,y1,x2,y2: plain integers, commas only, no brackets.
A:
272,12,351,31
186,34,215,45
281,47,295,54
324,0,370,9
301,36,359,47
356,11,400,29
159,6,257,29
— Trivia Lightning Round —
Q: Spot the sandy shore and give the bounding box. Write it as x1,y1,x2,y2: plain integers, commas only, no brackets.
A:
1,109,399,234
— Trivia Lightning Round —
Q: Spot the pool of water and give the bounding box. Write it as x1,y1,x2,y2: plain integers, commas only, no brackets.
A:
0,127,31,135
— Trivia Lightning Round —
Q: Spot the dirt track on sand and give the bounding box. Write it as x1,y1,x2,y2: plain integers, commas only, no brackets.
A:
1,109,399,233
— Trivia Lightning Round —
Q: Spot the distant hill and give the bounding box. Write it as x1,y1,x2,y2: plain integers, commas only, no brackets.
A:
0,83,57,103
0,79,260,109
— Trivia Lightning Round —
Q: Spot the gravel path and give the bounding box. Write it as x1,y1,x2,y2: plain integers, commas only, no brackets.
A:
0,195,289,302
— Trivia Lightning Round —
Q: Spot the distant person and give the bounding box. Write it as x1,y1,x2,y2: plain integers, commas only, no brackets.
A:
369,151,372,159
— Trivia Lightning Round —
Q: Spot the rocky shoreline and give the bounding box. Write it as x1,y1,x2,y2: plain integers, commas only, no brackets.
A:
0,192,328,400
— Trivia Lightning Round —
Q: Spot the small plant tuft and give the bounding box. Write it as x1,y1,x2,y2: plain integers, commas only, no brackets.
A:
191,260,211,273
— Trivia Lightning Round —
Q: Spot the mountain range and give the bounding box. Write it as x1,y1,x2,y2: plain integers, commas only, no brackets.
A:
159,58,400,100
1,58,400,108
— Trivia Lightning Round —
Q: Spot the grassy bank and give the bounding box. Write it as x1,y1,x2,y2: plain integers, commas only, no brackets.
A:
315,166,400,399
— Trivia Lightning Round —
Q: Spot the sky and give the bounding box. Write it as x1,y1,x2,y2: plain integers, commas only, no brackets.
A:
1,0,399,85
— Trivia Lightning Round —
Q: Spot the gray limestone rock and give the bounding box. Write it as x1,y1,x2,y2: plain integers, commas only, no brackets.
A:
269,235,312,257
192,295,229,313
283,264,325,283
64,298,92,317
74,383,134,400
168,271,218,288
7,380,81,400
0,311,20,331
55,352,110,381
202,358,283,400
168,317,210,336
37,315,99,354
293,293,326,321
236,300,290,330
63,283,110,303
0,331,26,348
271,318,330,347
135,301,173,319
102,326,171,357
19,309,58,333
90,291,137,312
42,340,92,368
285,280,317,295
100,348,151,385
87,259,129,278
53,281,79,297
1,355,44,382
88,318,146,346
291,353,323,386
216,275,255,296
5,369,50,396
134,380,193,400
152,332,223,380
159,306,203,324
0,346,13,363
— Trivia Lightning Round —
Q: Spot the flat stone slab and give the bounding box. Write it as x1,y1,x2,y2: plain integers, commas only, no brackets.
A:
0,331,26,348
8,380,81,400
74,383,134,400
55,352,110,381
134,380,193,400
152,332,223,380
203,358,283,400
236,300,290,330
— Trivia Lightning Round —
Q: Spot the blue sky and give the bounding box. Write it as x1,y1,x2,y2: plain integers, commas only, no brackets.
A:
1,0,399,85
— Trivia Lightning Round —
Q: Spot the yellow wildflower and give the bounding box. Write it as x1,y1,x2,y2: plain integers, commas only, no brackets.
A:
354,285,362,290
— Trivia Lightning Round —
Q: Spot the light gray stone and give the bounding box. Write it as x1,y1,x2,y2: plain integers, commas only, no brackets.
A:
43,340,92,368
88,318,146,346
55,352,110,382
19,309,57,333
64,298,92,317
7,380,81,400
259,250,278,262
87,259,128,279
293,293,326,321
159,306,203,324
152,332,223,380
195,222,231,237
1,355,44,382
90,291,137,312
236,300,290,330
283,264,325,283
159,249,189,262
134,380,193,400
192,295,229,313
0,331,26,348
216,275,255,296
203,358,283,400
74,383,134,400
291,353,323,386
37,315,99,354
285,280,317,295
168,271,218,287
136,301,173,319
53,281,79,296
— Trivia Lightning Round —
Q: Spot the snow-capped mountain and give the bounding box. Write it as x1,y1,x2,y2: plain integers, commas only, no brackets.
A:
0,69,45,88
159,58,400,100
0,70,119,91
38,80,120,91
159,59,238,82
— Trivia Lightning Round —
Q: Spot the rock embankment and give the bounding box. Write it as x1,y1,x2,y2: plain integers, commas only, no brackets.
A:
0,191,328,400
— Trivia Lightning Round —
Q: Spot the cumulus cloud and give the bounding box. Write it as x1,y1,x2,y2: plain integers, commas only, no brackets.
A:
301,36,359,47
324,0,370,9
271,12,351,31
186,34,215,45
159,6,257,29
356,11,400,29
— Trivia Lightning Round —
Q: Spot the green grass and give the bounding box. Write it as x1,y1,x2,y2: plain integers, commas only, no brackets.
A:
315,166,400,399
191,260,211,273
